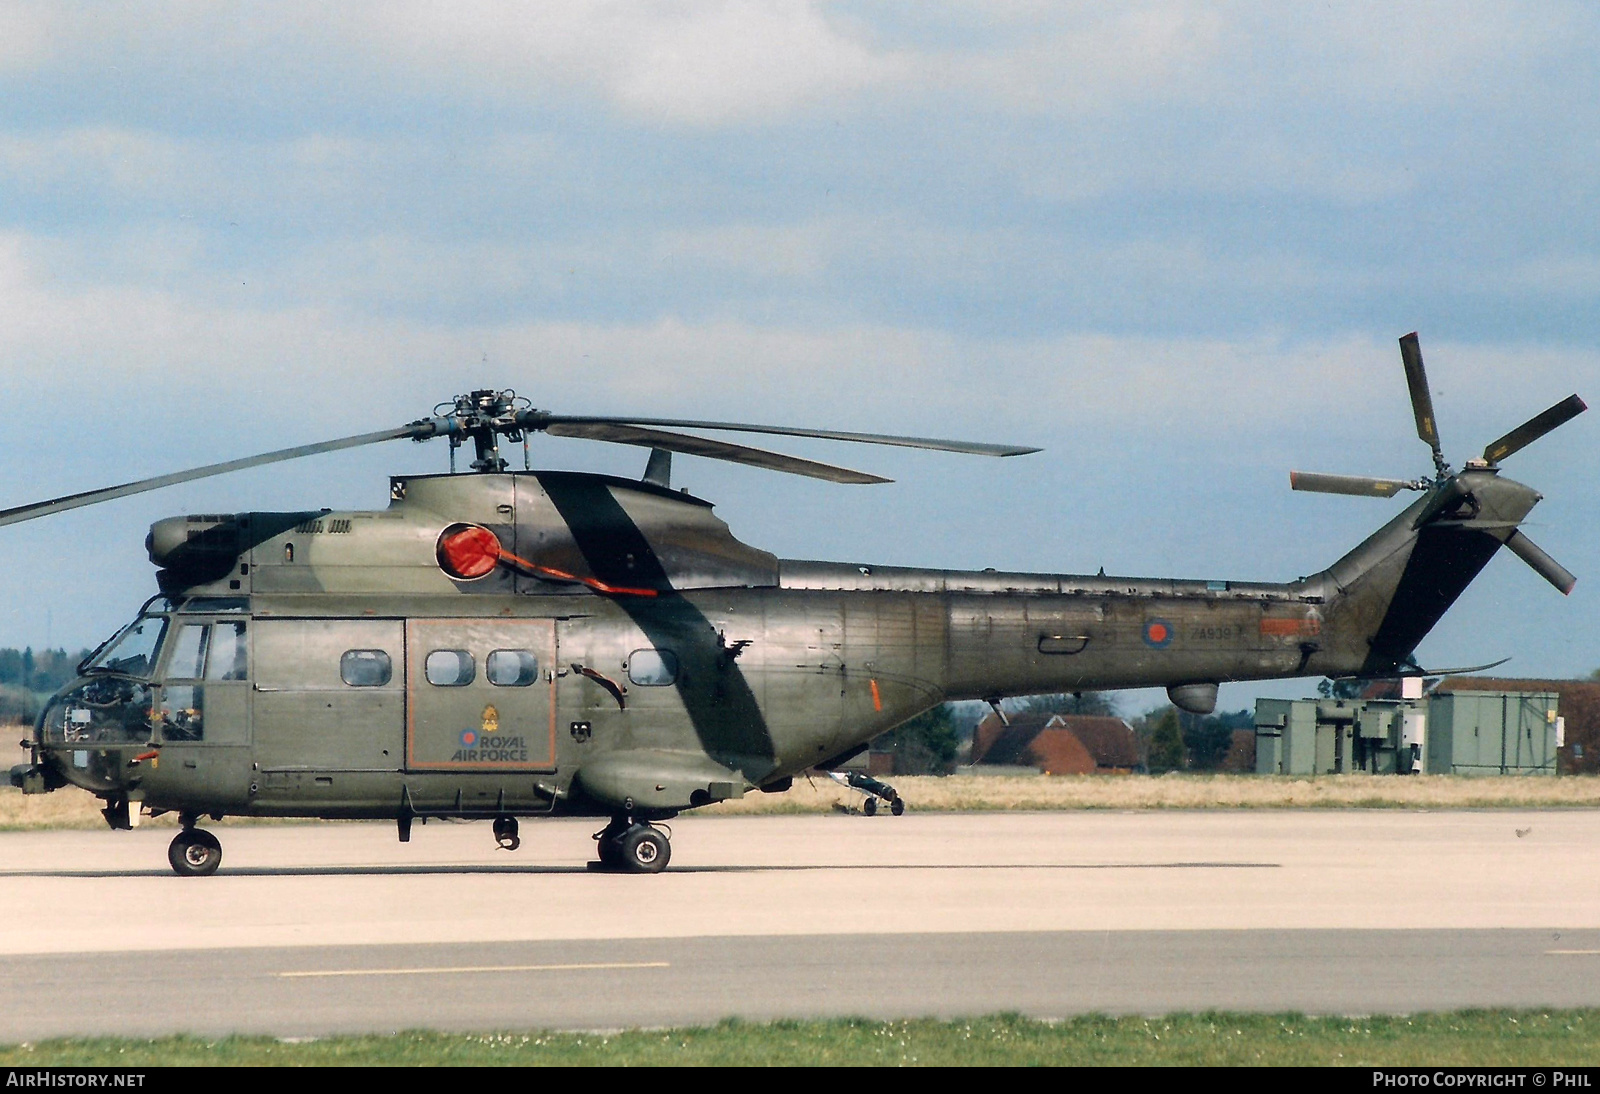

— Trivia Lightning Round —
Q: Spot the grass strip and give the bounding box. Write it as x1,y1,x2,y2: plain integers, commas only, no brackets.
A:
5,772,1600,831
3,1011,1599,1067
705,773,1600,815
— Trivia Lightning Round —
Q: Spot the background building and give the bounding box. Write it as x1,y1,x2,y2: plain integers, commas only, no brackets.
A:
968,712,1144,775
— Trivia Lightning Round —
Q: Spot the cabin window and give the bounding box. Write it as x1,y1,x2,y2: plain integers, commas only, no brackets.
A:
167,625,210,680
205,621,249,681
627,648,678,686
340,650,393,687
425,649,476,687
487,649,540,687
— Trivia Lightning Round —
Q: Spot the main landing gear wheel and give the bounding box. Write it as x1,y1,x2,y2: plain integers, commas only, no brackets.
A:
862,797,877,816
168,828,222,877
619,825,670,873
593,818,671,873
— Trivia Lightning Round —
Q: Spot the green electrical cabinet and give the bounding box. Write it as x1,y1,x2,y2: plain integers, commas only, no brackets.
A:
1253,691,1557,776
1427,691,1558,776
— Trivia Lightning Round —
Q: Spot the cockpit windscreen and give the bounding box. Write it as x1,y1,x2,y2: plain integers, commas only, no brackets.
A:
83,615,170,678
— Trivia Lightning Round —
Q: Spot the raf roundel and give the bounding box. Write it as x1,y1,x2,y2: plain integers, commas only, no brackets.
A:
1142,619,1175,649
437,523,502,579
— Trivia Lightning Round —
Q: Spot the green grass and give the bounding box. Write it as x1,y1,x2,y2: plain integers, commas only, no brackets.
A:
5,1011,1599,1067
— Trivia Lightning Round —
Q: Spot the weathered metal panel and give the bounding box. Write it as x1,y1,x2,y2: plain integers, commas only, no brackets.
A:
404,618,558,773
252,618,406,773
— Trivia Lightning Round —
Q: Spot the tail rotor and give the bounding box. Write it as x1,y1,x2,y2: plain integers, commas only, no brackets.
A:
1290,332,1586,595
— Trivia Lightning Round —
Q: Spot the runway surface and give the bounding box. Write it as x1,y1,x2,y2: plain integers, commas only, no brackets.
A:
1,810,1597,1039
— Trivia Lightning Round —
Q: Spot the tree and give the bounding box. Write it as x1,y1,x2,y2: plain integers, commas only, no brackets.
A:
880,705,961,776
1144,706,1185,774
1005,691,1117,717
1182,709,1253,771
0,647,96,723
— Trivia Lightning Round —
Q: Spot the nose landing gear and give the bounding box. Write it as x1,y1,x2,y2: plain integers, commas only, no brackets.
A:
591,815,671,873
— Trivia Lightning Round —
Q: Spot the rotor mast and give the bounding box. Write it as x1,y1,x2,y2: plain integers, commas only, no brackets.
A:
440,390,527,474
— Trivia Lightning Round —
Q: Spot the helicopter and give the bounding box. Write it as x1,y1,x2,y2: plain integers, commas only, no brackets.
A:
5,333,1585,875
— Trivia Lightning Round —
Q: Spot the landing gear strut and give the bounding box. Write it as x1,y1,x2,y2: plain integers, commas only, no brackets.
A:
167,826,222,877
591,815,671,873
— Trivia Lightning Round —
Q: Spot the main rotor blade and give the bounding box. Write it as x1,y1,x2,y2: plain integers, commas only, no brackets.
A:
1289,471,1419,498
0,425,419,529
1399,332,1443,458
543,422,892,484
527,414,1039,458
1503,530,1577,595
1482,394,1588,464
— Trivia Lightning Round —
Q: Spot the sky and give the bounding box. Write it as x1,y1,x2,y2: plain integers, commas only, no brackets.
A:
0,2,1596,715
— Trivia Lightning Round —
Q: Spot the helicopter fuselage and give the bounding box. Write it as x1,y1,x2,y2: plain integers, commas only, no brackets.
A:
16,462,1545,865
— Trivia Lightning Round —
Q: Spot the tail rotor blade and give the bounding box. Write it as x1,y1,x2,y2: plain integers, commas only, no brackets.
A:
1504,529,1577,595
1482,394,1588,464
1399,332,1443,458
1290,471,1419,498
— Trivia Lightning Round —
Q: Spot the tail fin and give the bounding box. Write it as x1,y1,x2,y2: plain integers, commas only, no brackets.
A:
1312,469,1544,676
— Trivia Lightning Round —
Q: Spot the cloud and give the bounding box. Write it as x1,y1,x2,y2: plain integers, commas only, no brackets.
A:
915,4,1229,116
0,3,50,72
4,226,1592,449
892,1,1587,115
360,1,909,126
0,2,907,129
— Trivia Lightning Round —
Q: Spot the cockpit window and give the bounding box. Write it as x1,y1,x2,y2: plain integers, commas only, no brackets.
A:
83,615,170,678
166,625,210,680
179,597,248,614
206,622,249,681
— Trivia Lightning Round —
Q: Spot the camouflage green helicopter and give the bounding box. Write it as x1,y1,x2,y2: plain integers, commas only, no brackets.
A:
5,334,1585,875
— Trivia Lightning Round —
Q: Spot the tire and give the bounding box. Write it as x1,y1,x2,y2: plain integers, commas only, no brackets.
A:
890,797,905,816
862,797,877,816
619,826,671,873
168,829,222,877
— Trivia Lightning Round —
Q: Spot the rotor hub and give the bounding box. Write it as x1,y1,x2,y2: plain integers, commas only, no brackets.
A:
432,389,535,473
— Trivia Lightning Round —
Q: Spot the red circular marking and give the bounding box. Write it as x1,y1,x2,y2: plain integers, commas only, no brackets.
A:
1147,623,1169,643
438,525,501,579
